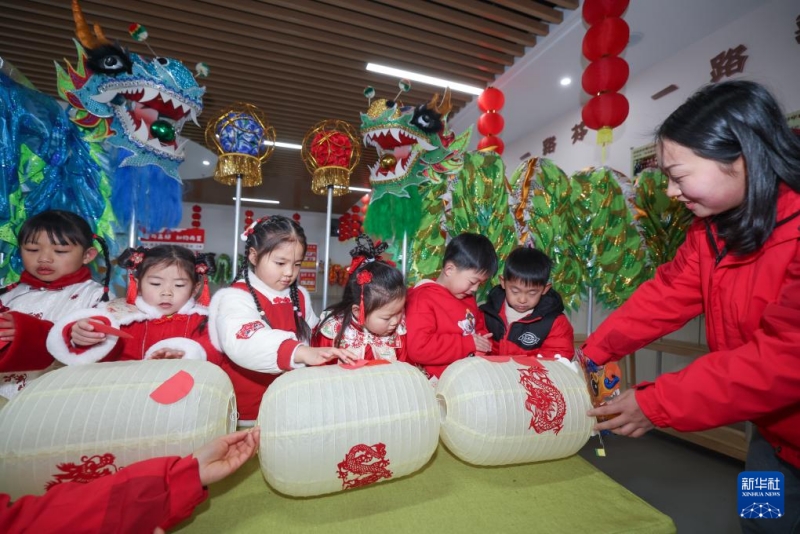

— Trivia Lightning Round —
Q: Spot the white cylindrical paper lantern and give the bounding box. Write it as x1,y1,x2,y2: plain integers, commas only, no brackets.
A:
437,356,593,466
0,360,236,499
259,361,439,497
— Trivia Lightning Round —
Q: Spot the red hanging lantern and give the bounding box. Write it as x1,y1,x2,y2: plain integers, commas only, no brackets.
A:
191,221,201,228
581,92,629,131
582,17,629,61
478,87,505,112
292,212,301,222
360,193,370,205
351,205,361,213
582,0,630,26
477,135,505,155
192,205,202,213
477,112,505,136
245,210,254,217
582,56,629,95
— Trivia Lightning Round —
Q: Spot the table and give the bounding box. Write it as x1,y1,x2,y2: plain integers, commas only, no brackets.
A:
175,445,676,533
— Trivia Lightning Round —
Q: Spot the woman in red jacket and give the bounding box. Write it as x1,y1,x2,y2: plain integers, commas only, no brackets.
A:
584,80,800,534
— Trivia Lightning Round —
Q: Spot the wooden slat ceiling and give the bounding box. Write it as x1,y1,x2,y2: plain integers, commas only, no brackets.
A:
0,0,578,213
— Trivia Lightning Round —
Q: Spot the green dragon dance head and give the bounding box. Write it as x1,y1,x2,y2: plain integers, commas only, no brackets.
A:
360,89,455,202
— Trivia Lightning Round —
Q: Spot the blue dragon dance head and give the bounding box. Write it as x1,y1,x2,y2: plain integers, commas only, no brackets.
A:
57,0,205,182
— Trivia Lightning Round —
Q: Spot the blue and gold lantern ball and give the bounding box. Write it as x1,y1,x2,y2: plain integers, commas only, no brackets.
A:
205,102,276,186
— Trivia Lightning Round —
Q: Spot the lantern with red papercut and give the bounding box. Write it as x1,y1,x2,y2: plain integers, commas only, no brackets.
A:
477,87,505,155
581,0,630,150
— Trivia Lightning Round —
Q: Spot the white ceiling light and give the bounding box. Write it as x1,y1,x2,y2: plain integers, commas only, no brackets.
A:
346,186,371,193
366,63,483,96
262,140,302,150
202,160,210,166
560,77,572,86
234,197,280,204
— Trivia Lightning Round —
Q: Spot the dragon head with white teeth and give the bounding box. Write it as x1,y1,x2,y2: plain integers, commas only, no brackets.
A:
57,38,203,183
359,89,453,240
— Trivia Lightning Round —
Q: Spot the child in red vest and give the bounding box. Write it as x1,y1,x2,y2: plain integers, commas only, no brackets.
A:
313,235,407,362
208,215,356,424
0,210,111,400
48,245,218,364
480,247,574,358
405,233,497,382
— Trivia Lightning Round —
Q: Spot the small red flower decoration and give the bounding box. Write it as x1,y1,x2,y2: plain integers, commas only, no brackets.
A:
356,270,373,286
195,264,209,275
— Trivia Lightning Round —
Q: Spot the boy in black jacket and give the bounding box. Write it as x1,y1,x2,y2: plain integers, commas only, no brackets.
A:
480,247,574,358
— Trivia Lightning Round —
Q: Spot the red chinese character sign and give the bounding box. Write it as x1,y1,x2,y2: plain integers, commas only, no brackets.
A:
581,0,630,154
140,228,205,250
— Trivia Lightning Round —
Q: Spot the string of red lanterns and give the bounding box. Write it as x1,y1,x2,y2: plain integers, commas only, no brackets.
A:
581,0,630,149
191,205,202,228
476,87,505,155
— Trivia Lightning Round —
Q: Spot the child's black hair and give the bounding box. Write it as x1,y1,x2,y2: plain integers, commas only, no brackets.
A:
238,215,310,343
17,210,112,300
318,235,406,347
657,80,800,256
503,247,552,287
118,245,215,286
442,233,498,278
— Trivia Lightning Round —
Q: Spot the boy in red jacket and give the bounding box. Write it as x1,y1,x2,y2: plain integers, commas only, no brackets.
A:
480,247,574,358
406,233,497,381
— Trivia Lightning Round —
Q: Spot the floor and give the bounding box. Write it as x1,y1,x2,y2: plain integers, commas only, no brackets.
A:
579,432,745,533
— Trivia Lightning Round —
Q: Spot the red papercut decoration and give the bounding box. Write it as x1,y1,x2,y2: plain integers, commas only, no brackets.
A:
45,453,120,491
582,0,630,26
478,87,505,112
518,366,566,435
582,56,629,95
310,131,353,167
477,112,505,136
582,18,630,61
478,135,505,155
336,443,393,489
582,92,629,130
149,370,195,405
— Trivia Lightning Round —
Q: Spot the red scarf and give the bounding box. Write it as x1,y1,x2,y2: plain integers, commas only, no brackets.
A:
19,266,92,290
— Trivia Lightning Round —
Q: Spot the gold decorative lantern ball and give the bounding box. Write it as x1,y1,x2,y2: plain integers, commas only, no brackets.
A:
204,103,276,187
301,119,361,196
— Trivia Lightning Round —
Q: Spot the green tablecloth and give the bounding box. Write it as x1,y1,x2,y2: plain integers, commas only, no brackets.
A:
175,446,675,533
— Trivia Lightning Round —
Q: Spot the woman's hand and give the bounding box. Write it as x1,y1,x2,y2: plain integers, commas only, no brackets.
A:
587,389,655,438
193,427,260,486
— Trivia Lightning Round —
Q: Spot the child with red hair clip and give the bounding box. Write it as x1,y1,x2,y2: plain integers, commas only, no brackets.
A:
47,245,220,364
313,235,407,363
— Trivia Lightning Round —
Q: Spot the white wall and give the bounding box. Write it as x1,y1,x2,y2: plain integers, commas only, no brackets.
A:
505,0,800,174
504,0,800,382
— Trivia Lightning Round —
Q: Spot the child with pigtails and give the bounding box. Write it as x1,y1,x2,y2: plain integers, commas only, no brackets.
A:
47,245,220,364
0,210,112,400
208,215,356,424
313,235,407,363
